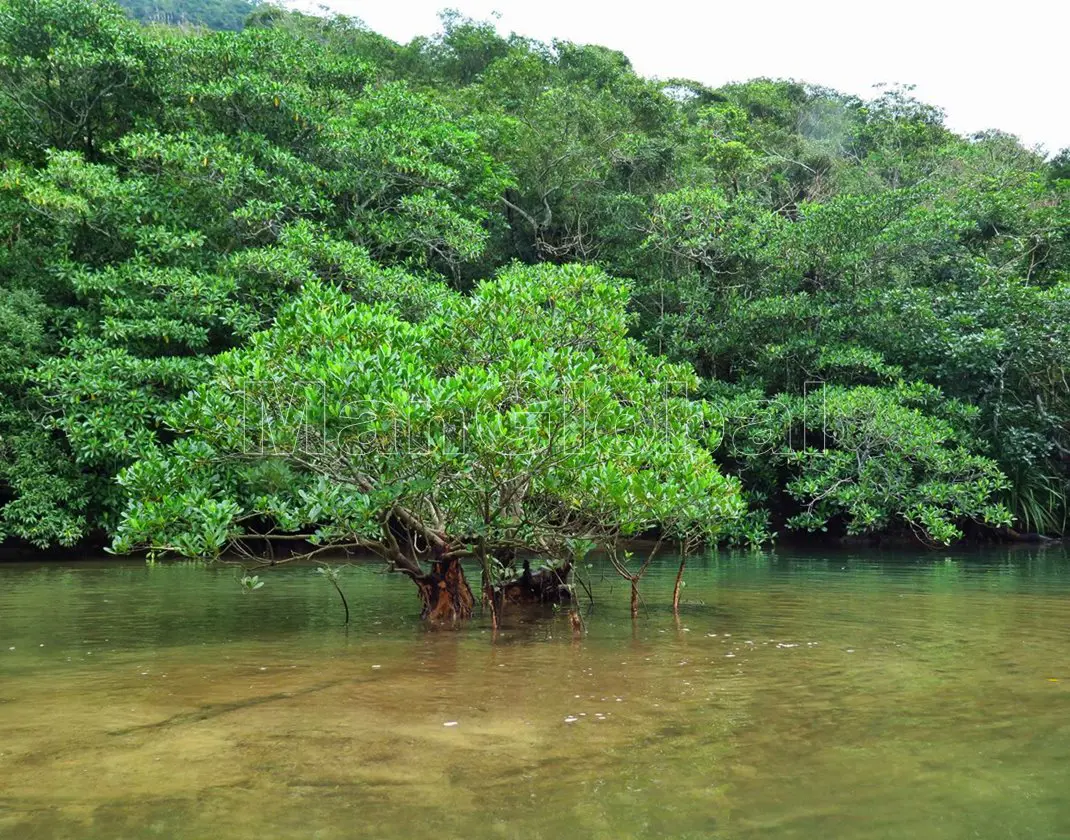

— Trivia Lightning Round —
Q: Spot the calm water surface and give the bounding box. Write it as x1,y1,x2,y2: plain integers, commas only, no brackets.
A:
1,548,1069,839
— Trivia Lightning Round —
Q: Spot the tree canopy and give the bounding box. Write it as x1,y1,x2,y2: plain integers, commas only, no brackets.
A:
113,265,744,618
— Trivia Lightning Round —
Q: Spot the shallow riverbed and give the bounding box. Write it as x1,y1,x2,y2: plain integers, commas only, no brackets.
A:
1,547,1069,839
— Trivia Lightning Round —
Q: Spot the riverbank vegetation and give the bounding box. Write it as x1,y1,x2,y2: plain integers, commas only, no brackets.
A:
1,0,1066,607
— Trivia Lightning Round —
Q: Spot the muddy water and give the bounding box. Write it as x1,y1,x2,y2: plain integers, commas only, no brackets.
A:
1,548,1069,839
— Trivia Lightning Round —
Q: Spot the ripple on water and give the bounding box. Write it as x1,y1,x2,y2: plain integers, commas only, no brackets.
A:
1,548,1070,838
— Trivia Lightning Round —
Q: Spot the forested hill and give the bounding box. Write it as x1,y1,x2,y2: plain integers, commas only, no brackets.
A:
0,0,1067,558
117,0,258,30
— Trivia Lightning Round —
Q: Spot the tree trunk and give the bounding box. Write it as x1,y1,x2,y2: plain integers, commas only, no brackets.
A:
672,556,687,613
483,582,500,630
630,578,640,618
416,553,475,624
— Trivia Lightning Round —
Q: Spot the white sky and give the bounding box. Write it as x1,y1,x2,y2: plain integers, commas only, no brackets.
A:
311,0,1069,154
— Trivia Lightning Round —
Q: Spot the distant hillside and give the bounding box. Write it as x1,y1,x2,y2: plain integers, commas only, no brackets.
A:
117,0,259,30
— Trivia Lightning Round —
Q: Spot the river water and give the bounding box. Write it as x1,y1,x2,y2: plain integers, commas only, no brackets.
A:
1,548,1068,839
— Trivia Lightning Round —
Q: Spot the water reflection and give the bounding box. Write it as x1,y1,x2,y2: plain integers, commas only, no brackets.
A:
1,547,1069,838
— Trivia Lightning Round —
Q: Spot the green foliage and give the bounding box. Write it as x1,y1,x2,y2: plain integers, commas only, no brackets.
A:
717,384,1013,544
0,2,508,546
0,0,159,159
1,0,1066,553
238,573,264,590
113,265,744,560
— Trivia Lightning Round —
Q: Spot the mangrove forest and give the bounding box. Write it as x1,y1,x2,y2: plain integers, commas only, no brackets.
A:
0,0,1067,620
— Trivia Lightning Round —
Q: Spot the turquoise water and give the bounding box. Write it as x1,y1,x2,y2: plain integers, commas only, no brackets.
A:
1,547,1069,838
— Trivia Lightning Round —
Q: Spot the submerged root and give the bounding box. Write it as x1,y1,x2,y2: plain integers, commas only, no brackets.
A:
416,553,475,624
496,560,572,606
413,556,572,625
